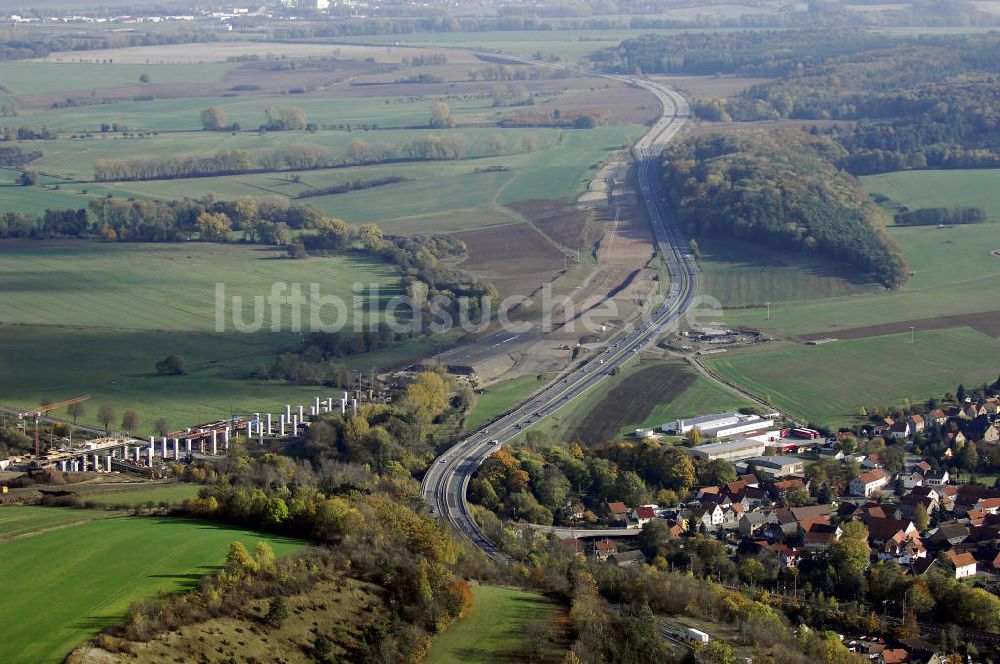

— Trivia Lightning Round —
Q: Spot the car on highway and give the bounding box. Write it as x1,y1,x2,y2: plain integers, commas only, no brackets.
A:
489,439,500,445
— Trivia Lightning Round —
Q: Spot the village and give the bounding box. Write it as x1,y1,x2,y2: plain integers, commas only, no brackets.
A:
548,397,1000,662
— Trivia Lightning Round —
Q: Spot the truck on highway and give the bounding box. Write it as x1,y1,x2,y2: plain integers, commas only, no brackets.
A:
686,628,710,644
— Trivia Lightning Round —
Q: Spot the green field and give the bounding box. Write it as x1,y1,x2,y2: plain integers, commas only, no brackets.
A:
721,221,1000,336
0,242,421,433
425,584,565,664
696,234,879,307
0,505,117,541
464,374,547,432
707,327,1000,426
862,168,1000,221
68,482,202,507
0,506,305,664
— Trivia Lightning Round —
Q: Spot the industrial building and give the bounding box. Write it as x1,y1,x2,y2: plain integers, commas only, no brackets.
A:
741,456,806,478
689,438,767,462
663,412,775,439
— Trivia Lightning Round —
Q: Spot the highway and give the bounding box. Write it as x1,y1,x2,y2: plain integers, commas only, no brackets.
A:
420,72,696,560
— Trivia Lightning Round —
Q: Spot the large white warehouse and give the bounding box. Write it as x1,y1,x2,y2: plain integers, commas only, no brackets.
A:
663,412,774,439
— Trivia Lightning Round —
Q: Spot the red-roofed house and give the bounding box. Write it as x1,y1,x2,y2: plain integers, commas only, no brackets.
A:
851,469,890,497
606,501,629,525
944,550,977,579
632,505,656,527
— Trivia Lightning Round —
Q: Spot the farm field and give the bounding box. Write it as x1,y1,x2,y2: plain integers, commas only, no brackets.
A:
0,241,420,433
696,234,879,307
0,505,117,542
464,374,548,432
706,327,1000,426
528,359,754,445
425,584,566,664
862,168,1000,220
720,222,1000,336
0,506,305,664
686,170,1000,426
0,241,396,330
67,481,202,507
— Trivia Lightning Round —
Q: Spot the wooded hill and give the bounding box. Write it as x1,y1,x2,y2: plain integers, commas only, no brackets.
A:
661,130,908,288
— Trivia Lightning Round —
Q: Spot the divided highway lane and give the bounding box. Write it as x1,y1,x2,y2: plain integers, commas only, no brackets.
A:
421,74,695,561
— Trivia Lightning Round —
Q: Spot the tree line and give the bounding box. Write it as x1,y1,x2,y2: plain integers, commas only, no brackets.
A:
894,206,986,226
92,132,479,182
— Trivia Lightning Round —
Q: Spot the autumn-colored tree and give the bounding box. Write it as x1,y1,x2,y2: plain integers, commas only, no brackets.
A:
97,405,115,432
196,211,232,241
121,410,139,434
429,101,454,128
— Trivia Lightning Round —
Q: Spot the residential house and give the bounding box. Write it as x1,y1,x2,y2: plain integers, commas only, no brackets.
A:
879,532,926,566
804,522,842,551
900,492,937,521
899,471,924,490
689,503,724,531
851,469,891,497
632,505,656,527
912,460,932,475
879,648,910,664
606,501,629,525
819,447,845,461
866,517,919,547
609,550,646,567
862,454,883,470
739,511,770,537
925,522,970,548
890,421,912,440
924,469,949,486
907,414,926,434
944,549,977,578
592,539,618,561
927,409,948,427
766,543,804,568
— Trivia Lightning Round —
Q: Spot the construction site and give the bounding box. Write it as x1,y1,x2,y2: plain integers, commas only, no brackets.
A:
0,390,377,480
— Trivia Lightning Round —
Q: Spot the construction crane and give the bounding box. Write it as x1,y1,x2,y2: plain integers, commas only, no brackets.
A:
18,395,91,457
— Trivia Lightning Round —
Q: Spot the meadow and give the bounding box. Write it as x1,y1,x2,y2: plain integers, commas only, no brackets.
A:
464,374,548,432
65,481,202,507
424,584,566,664
0,506,304,664
695,234,879,308
862,168,1000,220
0,242,424,433
707,327,1000,426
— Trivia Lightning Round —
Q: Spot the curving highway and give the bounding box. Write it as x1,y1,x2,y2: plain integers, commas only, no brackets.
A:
420,73,696,561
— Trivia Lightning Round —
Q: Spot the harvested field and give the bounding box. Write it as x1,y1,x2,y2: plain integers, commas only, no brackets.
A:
650,74,775,99
506,198,601,253
569,363,696,444
500,78,657,126
453,223,565,298
797,309,1000,341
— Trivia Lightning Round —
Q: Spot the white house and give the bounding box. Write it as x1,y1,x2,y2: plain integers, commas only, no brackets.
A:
945,550,977,579
850,469,890,497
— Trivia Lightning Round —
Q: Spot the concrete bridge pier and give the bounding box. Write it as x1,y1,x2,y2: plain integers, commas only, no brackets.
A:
266,413,272,435
105,456,112,472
